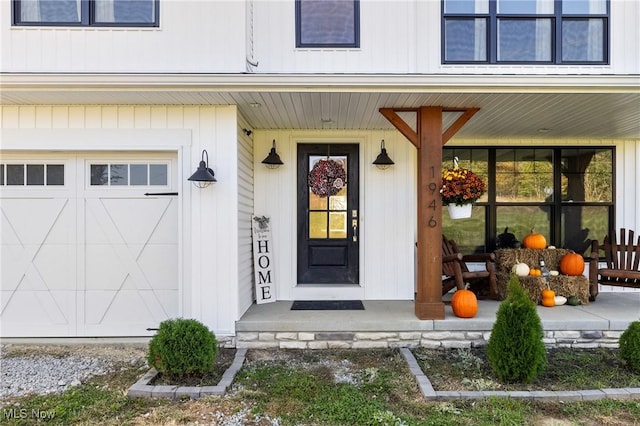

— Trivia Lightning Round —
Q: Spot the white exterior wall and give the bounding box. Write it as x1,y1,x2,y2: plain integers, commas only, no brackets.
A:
251,0,639,75
253,130,418,301
0,1,246,73
0,105,242,336
2,0,637,75
254,132,640,301
237,116,255,315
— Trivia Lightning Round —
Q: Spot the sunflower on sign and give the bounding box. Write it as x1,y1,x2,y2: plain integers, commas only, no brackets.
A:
441,157,486,206
308,158,346,198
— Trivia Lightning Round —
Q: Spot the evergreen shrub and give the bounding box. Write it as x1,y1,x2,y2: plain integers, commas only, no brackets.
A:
487,273,547,383
620,320,640,372
147,318,218,377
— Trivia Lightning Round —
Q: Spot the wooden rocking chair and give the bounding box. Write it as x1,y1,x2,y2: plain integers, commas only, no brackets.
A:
589,228,640,300
442,236,500,299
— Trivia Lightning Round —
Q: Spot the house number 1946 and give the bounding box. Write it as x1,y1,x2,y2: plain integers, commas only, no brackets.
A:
428,168,438,227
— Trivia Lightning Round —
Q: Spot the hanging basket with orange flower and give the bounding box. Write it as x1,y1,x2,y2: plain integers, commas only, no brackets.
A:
440,157,487,206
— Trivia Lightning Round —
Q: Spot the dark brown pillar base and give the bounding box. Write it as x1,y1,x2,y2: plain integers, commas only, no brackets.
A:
415,301,445,320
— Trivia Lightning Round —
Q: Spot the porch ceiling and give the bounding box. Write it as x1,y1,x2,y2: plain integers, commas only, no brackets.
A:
1,74,638,139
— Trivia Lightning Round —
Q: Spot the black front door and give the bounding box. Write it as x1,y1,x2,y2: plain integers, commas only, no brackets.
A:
297,144,359,284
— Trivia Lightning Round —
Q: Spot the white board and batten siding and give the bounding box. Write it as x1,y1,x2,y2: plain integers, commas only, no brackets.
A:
0,105,243,337
254,133,640,301
251,0,640,75
0,1,246,73
3,1,637,76
253,130,418,302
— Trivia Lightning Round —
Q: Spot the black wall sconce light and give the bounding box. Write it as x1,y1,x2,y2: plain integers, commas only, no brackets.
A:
261,139,284,169
372,139,394,170
188,149,217,188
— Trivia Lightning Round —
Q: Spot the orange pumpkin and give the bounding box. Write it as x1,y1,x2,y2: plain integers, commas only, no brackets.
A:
559,252,585,276
522,228,547,249
541,288,556,307
451,288,478,318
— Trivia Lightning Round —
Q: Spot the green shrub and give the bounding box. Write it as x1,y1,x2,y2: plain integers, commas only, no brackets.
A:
620,320,640,372
487,274,547,383
147,318,218,377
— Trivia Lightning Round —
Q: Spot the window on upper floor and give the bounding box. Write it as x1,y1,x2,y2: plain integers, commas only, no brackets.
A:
295,0,360,48
442,147,614,257
12,0,159,27
442,0,608,64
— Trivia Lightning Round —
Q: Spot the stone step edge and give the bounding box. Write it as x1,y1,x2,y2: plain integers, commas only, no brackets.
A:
127,348,248,400
399,348,640,401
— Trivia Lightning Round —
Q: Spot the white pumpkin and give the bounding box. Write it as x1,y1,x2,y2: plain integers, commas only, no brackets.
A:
554,295,567,306
512,262,530,277
549,270,560,276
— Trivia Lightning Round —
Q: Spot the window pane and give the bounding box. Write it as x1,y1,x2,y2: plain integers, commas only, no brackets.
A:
130,164,148,186
7,165,24,185
329,187,347,210
26,164,45,185
444,0,488,14
20,0,81,23
0,164,4,185
498,0,553,14
498,19,551,61
561,148,612,202
110,164,128,185
309,191,328,210
91,165,108,186
47,164,65,185
563,0,607,15
309,212,327,238
497,206,551,247
445,18,487,61
94,0,156,24
561,205,609,255
329,212,347,239
298,0,357,46
562,19,604,62
149,164,167,186
496,149,553,202
442,206,487,254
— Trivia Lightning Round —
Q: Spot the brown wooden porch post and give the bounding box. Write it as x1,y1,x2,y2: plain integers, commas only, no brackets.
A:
415,106,445,319
379,105,479,320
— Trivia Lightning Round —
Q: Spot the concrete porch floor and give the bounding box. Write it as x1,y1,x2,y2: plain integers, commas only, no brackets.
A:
235,292,640,349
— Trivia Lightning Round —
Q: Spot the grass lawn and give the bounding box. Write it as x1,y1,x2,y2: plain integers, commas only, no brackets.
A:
1,347,639,425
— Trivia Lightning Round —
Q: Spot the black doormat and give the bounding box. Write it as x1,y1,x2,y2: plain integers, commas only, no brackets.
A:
291,300,365,311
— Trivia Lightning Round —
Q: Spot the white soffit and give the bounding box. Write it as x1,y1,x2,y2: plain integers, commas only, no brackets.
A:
1,73,639,139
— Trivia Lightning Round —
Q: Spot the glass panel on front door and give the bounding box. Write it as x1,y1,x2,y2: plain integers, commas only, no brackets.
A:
308,155,348,239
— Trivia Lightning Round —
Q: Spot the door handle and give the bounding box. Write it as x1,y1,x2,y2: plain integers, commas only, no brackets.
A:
352,219,358,242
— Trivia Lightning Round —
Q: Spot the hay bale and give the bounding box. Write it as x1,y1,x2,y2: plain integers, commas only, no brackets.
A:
496,274,589,305
495,248,570,274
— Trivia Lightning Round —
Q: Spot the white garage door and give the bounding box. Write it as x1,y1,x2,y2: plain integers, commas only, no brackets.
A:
1,152,180,337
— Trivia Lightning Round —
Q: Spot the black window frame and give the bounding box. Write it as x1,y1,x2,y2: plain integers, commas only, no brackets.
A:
442,0,609,65
443,146,615,257
295,0,360,48
12,0,160,27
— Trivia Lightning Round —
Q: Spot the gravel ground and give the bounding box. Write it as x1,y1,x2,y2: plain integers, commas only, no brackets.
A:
0,344,147,399
0,344,282,426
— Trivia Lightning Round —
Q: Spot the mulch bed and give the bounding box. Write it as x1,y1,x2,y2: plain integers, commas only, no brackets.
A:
150,348,236,387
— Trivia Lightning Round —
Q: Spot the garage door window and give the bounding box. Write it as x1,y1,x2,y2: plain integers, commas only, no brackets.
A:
0,163,64,186
90,163,168,186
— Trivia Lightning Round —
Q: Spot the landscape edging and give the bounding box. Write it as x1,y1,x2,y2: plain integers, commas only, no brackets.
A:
127,348,247,400
399,348,640,401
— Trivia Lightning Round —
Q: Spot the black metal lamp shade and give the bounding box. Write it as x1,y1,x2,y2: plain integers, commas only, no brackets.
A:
188,150,217,188
373,140,394,169
262,139,284,169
